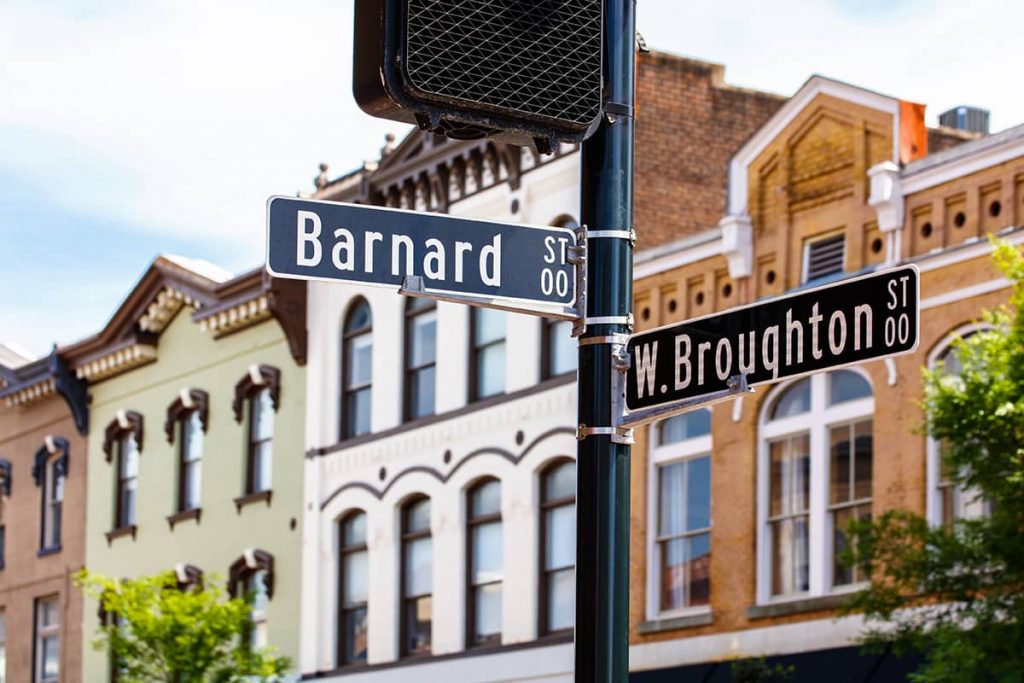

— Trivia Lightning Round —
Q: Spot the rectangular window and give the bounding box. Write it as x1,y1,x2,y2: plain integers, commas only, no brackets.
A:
404,301,437,421
470,309,506,401
401,499,432,657
247,570,269,649
34,596,59,683
338,513,368,666
803,233,845,283
0,525,5,570
769,434,811,596
248,388,274,493
42,459,64,550
542,319,577,379
541,461,576,634
467,481,502,646
179,412,203,511
116,435,139,528
829,419,872,586
657,457,711,611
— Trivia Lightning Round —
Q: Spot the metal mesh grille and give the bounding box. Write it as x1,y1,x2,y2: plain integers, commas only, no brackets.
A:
404,0,603,127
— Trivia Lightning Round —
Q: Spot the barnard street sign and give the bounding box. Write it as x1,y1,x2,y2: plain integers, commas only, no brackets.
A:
266,196,577,308
626,265,920,411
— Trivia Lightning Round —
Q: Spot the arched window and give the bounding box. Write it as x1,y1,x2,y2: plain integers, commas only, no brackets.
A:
337,511,368,666
404,298,437,421
927,326,992,525
400,497,432,657
649,409,712,617
466,479,502,646
470,308,506,401
758,370,873,602
539,460,576,635
342,300,373,439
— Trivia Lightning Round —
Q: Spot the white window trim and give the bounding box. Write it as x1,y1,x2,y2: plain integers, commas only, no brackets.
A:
801,231,846,284
756,371,874,605
925,323,994,525
645,417,713,622
34,596,59,683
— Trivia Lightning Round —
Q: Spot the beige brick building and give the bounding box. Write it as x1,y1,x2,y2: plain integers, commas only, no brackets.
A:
628,77,1024,679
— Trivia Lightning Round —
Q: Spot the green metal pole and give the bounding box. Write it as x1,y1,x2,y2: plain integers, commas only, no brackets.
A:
575,1,635,682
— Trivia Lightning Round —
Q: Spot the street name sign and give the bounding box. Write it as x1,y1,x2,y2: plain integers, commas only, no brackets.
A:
626,265,920,411
266,196,577,308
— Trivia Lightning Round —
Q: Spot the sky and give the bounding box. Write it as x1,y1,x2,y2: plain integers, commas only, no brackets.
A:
1,0,1021,357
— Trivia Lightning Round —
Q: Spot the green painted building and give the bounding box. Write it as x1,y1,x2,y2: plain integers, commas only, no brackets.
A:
62,256,307,680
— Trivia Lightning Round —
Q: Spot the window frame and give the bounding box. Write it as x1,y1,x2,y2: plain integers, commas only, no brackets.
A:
103,413,143,533
34,595,59,683
540,318,577,381
227,549,275,650
468,308,507,402
756,370,874,605
399,496,432,658
341,299,373,440
114,434,140,530
646,411,713,621
176,410,204,513
538,458,576,637
246,387,275,495
40,454,65,553
465,478,502,648
336,511,369,667
403,298,438,422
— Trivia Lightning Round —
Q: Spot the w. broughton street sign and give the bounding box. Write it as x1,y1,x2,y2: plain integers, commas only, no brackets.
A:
266,196,577,312
626,265,920,412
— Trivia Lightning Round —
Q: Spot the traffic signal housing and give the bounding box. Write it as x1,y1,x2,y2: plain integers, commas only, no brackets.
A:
354,0,604,152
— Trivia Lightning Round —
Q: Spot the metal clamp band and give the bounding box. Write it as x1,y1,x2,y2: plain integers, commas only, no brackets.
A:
584,314,634,329
586,229,635,243
576,424,635,445
577,334,630,347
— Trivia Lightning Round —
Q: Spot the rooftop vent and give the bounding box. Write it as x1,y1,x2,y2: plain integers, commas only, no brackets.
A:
938,106,990,135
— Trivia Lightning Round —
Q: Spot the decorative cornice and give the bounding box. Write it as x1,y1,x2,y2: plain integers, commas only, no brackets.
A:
32,436,69,487
197,295,272,336
164,388,210,443
0,350,88,433
103,410,144,462
227,548,275,600
76,342,157,382
3,377,56,406
233,365,281,423
139,286,203,333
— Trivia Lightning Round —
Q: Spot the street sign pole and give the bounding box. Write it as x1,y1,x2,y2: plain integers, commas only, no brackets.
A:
575,1,635,681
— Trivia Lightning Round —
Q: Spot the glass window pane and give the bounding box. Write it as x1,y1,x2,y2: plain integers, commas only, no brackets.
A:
410,366,436,418
547,567,575,631
657,409,711,445
470,480,501,517
346,300,371,332
769,435,810,517
41,600,58,627
248,570,269,612
545,505,575,570
121,436,139,478
411,311,437,367
473,583,502,640
549,320,577,376
406,596,432,655
344,512,367,546
348,334,373,386
184,460,201,510
543,461,575,501
658,463,685,536
471,522,502,584
253,441,272,492
829,370,872,405
476,342,506,398
122,483,136,526
686,457,711,532
347,388,372,437
252,388,274,441
770,379,811,420
183,412,203,463
771,517,809,596
405,537,432,596
343,550,368,605
659,538,686,611
688,533,711,606
833,503,871,586
829,424,852,505
853,420,873,500
474,309,506,346
41,635,58,678
406,499,431,534
344,607,368,663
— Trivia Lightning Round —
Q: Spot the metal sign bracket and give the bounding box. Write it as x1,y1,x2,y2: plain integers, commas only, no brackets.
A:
399,275,578,321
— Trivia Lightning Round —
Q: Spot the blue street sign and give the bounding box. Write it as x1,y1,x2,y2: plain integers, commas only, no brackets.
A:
266,196,577,308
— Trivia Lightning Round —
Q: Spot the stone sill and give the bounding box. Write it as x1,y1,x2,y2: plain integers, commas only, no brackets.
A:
638,610,713,634
105,524,138,545
746,593,853,620
167,507,202,530
234,489,272,513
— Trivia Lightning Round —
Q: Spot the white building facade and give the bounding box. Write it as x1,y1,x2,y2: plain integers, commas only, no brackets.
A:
299,134,584,681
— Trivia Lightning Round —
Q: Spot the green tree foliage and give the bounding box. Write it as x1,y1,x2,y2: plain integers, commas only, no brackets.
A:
77,570,290,683
844,239,1024,682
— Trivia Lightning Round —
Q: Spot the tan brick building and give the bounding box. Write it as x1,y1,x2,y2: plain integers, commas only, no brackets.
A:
0,348,89,683
627,76,1024,679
